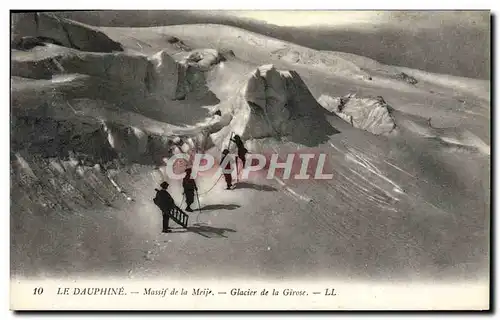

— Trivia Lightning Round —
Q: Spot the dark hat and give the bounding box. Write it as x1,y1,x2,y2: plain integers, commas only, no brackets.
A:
222,149,229,155
233,134,241,140
185,168,192,173
160,181,169,189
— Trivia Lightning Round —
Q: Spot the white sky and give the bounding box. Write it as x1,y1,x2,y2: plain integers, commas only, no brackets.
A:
224,11,387,27
218,10,489,29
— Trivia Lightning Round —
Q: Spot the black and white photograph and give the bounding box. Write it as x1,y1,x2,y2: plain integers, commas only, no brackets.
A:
9,9,491,310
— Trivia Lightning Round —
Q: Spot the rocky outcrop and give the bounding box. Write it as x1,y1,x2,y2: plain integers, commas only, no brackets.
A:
11,116,118,164
394,72,418,85
219,64,338,146
11,12,123,52
10,13,226,103
173,49,226,100
146,50,179,98
12,35,64,50
185,49,226,71
11,48,153,98
244,65,291,135
166,36,191,51
272,47,369,79
11,46,217,101
11,112,212,168
10,14,227,166
318,94,396,135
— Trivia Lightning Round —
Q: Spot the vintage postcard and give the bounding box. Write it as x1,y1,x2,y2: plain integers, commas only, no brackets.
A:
9,10,490,310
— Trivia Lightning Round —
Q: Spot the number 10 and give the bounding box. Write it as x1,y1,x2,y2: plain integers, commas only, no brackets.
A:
33,287,43,295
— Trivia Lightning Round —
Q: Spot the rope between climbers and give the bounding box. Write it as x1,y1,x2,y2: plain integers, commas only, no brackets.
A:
197,174,223,196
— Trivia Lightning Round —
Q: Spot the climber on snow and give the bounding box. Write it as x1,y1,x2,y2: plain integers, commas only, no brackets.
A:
182,168,198,212
220,149,234,190
230,134,248,168
153,181,176,233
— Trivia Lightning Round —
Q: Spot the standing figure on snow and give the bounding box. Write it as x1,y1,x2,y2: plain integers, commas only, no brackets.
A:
220,149,234,190
182,168,198,212
153,181,176,233
230,134,248,168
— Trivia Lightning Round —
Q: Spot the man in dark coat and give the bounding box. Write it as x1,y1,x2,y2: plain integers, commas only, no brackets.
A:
182,168,198,212
220,149,233,190
153,181,176,233
230,135,248,168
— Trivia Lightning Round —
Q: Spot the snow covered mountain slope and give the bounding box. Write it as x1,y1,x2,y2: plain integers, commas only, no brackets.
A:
10,14,490,283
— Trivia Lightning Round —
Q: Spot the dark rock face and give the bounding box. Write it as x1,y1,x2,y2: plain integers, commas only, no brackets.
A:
12,35,64,50
240,64,339,145
318,94,397,136
11,12,124,53
394,72,418,85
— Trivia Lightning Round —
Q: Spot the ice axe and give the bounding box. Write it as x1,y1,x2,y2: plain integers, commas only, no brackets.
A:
227,132,234,151
195,189,202,214
180,193,185,208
